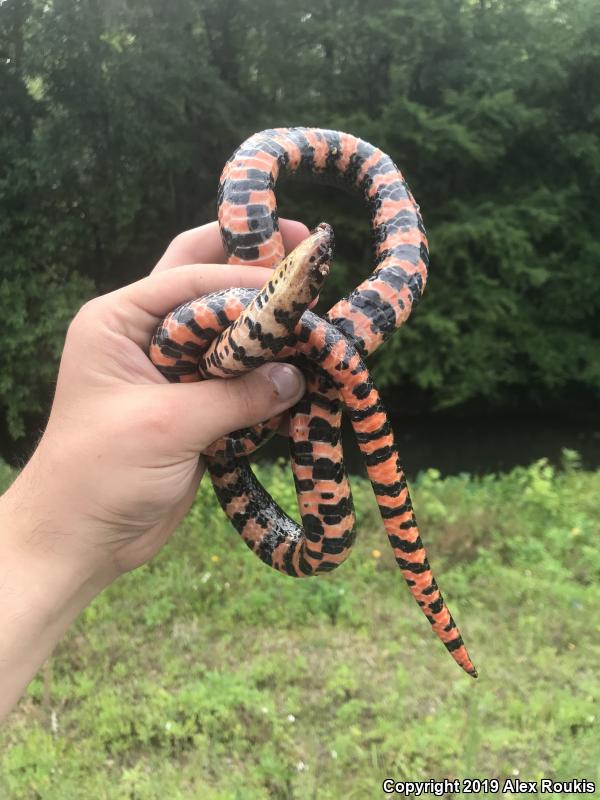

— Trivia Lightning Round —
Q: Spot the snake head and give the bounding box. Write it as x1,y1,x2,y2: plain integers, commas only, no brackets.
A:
272,221,333,305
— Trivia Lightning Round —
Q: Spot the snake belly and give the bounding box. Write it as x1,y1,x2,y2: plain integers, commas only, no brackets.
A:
150,127,477,678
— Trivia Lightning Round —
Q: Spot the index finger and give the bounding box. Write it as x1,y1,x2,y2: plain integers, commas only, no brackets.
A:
99,263,275,348
153,218,310,273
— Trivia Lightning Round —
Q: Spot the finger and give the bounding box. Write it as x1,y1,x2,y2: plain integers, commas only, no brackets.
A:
152,221,223,273
99,263,273,346
153,218,311,273
162,363,306,453
280,218,311,252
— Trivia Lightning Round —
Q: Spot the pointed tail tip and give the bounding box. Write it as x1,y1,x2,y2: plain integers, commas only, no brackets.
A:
461,653,478,679
452,642,478,679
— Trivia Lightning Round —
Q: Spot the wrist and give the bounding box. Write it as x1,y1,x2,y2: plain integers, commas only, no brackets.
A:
0,462,114,598
0,477,110,718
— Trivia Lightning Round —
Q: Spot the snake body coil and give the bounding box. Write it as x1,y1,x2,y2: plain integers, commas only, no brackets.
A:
150,128,477,678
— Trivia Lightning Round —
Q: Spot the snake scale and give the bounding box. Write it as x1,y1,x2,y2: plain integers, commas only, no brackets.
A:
149,127,477,678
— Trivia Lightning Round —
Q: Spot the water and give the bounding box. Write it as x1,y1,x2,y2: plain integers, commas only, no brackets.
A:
252,413,600,479
2,410,598,478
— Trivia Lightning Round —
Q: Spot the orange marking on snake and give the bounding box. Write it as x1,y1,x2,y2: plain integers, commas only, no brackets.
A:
150,128,477,678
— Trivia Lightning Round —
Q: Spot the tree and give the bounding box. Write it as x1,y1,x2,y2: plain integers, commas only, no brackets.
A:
1,0,598,460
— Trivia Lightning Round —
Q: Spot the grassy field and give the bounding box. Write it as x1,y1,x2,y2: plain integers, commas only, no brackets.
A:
1,452,599,799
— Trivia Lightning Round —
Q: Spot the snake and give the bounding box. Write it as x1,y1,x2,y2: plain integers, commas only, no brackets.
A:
149,127,477,678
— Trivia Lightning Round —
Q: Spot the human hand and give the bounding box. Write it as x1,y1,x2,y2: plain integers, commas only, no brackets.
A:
0,218,310,717
4,218,309,585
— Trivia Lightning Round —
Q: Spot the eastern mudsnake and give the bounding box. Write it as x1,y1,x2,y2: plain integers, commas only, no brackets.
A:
149,128,477,677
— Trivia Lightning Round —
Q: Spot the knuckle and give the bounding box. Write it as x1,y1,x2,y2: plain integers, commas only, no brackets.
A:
171,230,189,247
80,295,106,318
169,229,195,254
66,302,94,341
68,297,104,332
224,375,260,422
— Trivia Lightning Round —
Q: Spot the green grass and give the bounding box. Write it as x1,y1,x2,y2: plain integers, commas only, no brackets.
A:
1,451,599,799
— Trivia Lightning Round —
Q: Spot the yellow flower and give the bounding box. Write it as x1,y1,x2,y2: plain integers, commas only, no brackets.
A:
210,554,221,563
570,527,581,536
371,549,381,559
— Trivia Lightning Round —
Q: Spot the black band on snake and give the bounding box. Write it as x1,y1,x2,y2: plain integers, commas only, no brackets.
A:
149,127,477,678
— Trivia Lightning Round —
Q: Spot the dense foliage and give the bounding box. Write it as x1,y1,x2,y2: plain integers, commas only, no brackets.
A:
1,0,599,450
1,454,599,796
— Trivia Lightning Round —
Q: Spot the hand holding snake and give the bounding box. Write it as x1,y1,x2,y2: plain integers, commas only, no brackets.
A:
0,130,476,718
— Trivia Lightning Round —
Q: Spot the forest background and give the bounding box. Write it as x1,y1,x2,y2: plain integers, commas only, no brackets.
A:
1,1,599,798
1,0,598,467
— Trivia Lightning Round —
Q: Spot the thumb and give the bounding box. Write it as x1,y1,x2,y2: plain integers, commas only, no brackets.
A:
165,363,306,453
